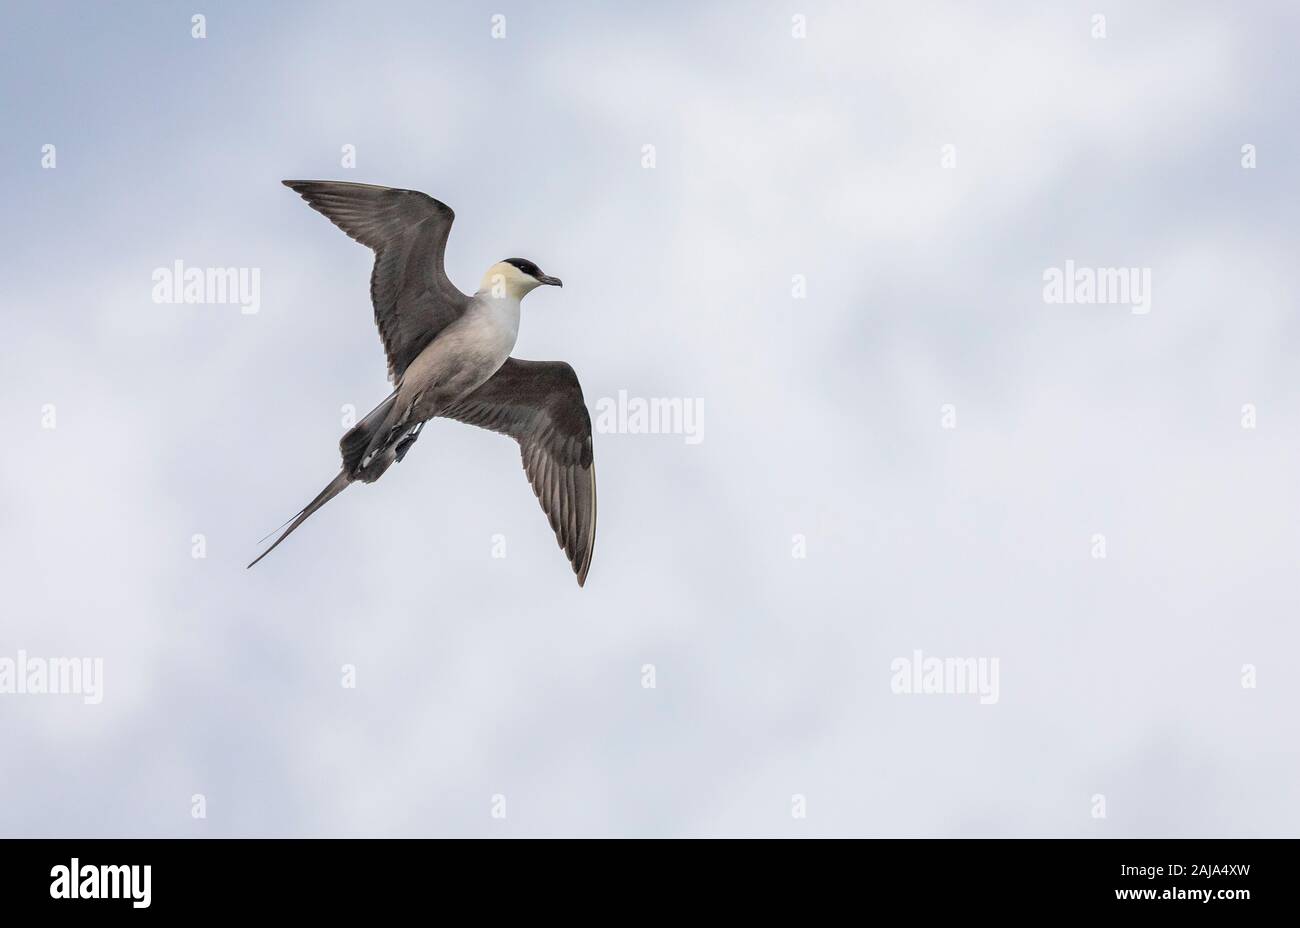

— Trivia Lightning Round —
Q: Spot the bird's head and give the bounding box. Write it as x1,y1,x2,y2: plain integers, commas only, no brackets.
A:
481,258,563,299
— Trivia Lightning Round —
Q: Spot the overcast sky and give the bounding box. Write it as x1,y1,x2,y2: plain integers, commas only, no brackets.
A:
1,0,1297,836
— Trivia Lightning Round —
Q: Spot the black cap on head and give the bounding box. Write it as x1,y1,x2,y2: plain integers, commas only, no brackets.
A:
504,257,542,278
503,257,562,287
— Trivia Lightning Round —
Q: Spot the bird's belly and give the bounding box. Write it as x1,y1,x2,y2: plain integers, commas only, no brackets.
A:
403,300,519,414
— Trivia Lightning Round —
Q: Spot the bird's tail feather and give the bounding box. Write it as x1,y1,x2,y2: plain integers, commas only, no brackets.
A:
341,390,399,475
247,470,352,568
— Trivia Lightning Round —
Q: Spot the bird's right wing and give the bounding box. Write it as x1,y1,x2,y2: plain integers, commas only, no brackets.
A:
442,359,597,586
283,180,471,382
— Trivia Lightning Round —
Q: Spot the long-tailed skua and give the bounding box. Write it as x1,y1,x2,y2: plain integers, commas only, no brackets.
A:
248,180,596,585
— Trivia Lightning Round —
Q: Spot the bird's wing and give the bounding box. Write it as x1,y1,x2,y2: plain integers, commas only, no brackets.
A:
442,358,597,586
283,180,471,382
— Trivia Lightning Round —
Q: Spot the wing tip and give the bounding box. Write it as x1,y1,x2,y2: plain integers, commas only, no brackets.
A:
573,538,593,587
576,463,596,588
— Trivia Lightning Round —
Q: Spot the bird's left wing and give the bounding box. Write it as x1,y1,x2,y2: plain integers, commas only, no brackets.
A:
282,180,470,382
442,359,597,586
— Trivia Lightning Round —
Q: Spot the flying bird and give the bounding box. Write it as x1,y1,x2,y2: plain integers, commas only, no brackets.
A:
249,180,596,585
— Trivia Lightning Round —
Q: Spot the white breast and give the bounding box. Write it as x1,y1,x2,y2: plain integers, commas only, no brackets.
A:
464,294,521,365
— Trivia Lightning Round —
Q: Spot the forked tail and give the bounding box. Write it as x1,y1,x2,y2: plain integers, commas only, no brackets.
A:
247,470,352,568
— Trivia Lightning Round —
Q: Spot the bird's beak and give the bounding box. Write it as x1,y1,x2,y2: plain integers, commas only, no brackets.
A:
537,275,563,287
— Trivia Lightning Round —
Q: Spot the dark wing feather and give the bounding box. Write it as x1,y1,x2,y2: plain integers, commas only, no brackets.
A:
283,180,471,382
442,359,597,586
